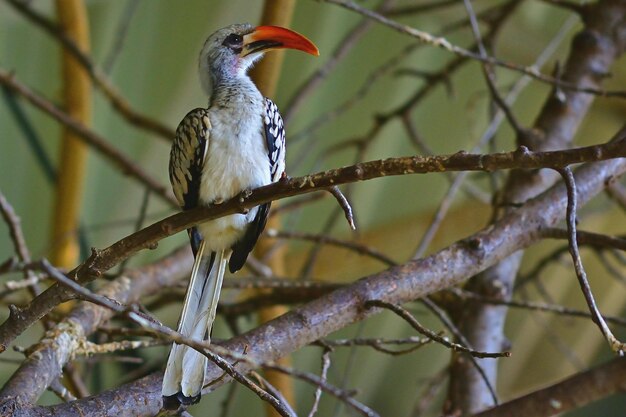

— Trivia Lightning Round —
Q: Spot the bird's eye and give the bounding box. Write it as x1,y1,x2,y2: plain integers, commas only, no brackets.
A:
223,33,243,49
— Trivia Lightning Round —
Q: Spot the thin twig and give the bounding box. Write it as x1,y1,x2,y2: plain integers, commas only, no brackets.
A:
267,363,379,417
595,249,626,285
541,227,626,251
420,297,499,405
118,188,152,273
365,300,511,359
4,0,175,140
317,336,426,349
250,372,298,417
448,288,626,327
411,16,577,259
266,229,393,266
0,191,43,299
0,69,176,206
284,3,379,122
307,348,332,417
320,0,626,99
102,0,141,73
557,167,625,354
41,259,295,416
385,0,459,16
462,0,523,135
0,191,32,265
330,322,365,417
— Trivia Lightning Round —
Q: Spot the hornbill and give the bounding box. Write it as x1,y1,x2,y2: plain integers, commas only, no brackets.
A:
162,23,318,409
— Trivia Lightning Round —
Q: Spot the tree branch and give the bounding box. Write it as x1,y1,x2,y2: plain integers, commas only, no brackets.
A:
447,0,626,412
9,152,626,416
473,357,626,417
4,0,175,141
0,246,191,404
0,137,624,352
0,69,175,207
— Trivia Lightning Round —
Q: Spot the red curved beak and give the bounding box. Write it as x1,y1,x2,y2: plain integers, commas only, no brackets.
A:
242,25,319,57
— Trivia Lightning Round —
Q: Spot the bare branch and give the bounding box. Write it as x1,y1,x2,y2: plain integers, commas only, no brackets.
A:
557,167,625,354
448,288,626,327
541,227,626,251
320,0,626,99
0,247,191,403
0,69,175,206
265,229,393,266
267,363,378,417
365,300,510,359
1,137,624,352
306,348,331,417
0,191,41,297
448,0,626,411
473,357,626,417
4,0,175,141
9,155,626,415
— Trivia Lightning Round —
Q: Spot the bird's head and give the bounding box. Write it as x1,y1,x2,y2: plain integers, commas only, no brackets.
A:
199,23,318,95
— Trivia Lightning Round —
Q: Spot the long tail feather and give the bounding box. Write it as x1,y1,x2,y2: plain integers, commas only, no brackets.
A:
162,242,227,408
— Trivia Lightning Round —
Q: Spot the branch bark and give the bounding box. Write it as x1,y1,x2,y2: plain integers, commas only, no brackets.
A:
0,139,624,352
0,246,191,404
447,0,626,413
6,154,626,417
473,357,626,417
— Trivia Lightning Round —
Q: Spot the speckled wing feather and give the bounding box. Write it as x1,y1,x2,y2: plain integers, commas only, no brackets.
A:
169,108,211,255
264,98,286,183
228,98,286,272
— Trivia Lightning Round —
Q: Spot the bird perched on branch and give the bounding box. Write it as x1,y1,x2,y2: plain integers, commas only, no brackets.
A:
162,23,318,409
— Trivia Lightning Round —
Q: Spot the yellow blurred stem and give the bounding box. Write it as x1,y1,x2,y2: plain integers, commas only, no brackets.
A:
51,0,91,313
251,1,296,416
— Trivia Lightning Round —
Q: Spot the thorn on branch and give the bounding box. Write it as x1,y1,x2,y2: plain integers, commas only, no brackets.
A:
326,186,357,230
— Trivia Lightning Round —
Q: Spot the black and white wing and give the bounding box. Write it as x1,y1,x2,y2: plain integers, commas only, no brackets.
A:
264,98,287,182
228,98,286,272
168,108,211,255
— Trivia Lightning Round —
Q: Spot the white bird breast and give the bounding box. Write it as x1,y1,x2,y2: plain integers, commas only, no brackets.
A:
197,107,271,251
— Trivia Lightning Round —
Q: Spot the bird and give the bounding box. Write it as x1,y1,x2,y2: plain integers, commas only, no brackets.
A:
162,23,318,409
